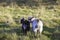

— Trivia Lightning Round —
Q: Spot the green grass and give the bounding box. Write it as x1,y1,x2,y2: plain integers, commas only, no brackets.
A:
0,27,51,40
0,5,60,40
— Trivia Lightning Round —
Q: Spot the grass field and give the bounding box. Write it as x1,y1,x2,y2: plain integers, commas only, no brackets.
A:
0,4,60,40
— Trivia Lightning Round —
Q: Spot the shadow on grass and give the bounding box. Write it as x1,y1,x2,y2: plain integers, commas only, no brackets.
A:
0,26,23,35
0,25,60,40
43,26,60,40
0,0,39,8
0,0,58,8
51,32,60,40
42,26,54,39
43,26,55,33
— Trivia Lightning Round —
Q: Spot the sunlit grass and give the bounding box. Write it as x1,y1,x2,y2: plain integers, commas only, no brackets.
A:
0,5,60,40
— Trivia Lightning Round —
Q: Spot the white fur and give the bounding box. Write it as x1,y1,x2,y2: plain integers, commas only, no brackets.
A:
31,18,43,35
31,18,36,21
37,20,43,34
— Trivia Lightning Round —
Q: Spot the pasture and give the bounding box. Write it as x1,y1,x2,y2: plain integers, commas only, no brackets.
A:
0,5,60,40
